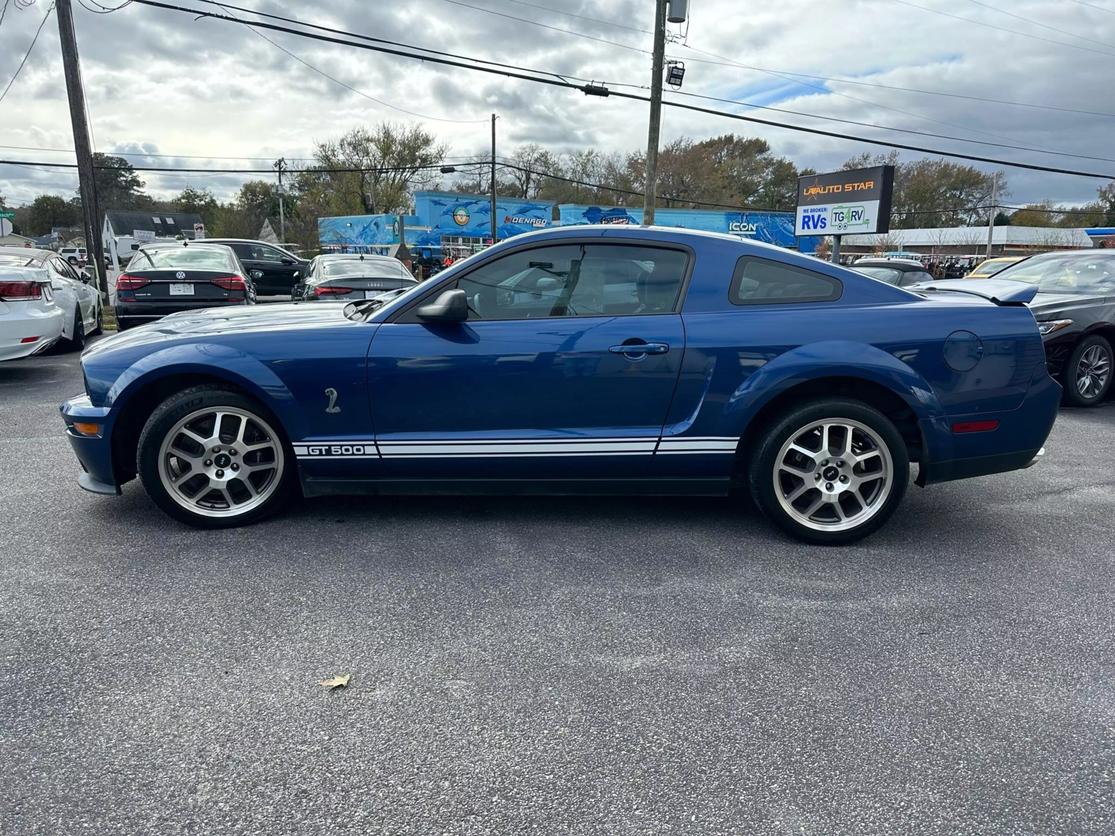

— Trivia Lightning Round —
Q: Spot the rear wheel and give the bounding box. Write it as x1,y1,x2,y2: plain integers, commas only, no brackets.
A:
65,308,85,351
89,299,103,335
1063,335,1112,408
137,386,293,528
748,399,909,545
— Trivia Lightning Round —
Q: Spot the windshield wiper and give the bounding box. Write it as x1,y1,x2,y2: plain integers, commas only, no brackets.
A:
342,288,410,320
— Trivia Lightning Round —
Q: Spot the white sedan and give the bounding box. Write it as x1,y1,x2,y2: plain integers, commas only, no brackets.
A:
0,266,65,361
0,246,102,349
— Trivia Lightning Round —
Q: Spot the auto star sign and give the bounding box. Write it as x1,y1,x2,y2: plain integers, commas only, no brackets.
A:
794,165,895,237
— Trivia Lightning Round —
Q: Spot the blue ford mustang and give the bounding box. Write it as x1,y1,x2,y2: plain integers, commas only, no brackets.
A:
60,226,1060,544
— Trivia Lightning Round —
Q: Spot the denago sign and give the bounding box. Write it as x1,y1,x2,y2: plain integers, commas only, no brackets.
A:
794,165,895,237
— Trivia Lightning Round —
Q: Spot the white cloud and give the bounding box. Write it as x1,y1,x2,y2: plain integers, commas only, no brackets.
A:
0,0,1111,208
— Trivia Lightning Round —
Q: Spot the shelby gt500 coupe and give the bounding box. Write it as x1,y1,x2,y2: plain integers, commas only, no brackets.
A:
61,226,1060,544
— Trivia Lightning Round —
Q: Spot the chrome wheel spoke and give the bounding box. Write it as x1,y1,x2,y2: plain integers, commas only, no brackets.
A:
773,417,895,533
158,406,285,519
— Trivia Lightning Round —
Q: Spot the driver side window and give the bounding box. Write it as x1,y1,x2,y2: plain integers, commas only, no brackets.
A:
452,243,687,321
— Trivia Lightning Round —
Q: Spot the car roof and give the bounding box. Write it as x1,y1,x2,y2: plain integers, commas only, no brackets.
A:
318,253,398,262
0,245,52,262
139,241,233,251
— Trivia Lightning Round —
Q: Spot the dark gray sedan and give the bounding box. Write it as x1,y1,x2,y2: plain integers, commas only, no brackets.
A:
295,254,417,302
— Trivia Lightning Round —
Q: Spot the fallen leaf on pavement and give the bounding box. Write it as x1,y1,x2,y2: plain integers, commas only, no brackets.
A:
318,674,351,690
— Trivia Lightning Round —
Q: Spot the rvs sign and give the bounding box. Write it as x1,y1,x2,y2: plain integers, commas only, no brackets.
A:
794,165,894,237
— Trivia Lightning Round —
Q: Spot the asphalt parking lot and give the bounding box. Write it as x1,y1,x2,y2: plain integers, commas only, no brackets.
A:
2,342,1113,835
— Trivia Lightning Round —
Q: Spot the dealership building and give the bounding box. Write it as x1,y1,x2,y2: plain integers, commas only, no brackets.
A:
318,191,817,256
839,225,1096,257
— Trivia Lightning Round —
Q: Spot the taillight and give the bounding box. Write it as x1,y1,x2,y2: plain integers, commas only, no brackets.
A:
116,274,150,292
211,276,247,292
313,285,353,297
0,280,43,301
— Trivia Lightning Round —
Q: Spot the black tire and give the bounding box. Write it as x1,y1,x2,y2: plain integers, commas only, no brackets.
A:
89,300,103,336
748,398,910,546
1062,335,1112,408
65,308,85,351
137,385,295,529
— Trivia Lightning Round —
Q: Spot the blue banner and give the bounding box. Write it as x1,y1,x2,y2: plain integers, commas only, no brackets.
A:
318,214,420,248
413,192,554,244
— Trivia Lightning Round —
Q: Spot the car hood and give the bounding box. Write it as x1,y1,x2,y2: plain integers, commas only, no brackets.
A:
1027,292,1112,317
83,302,356,358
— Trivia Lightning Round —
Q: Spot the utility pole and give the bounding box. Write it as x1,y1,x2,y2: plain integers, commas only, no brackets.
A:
490,113,498,244
274,157,286,244
985,176,998,258
55,0,108,300
641,0,668,225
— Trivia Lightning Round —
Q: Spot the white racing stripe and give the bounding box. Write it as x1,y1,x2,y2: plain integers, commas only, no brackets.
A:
294,436,740,459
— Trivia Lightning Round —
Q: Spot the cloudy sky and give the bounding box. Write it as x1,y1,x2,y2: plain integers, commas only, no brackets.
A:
1,0,1113,210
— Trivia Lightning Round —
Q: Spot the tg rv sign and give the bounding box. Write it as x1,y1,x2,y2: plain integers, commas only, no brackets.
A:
795,165,895,237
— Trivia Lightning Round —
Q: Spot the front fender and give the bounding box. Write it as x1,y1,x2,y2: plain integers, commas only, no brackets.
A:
106,342,306,439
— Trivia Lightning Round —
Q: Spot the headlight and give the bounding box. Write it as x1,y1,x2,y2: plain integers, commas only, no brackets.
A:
1037,319,1073,336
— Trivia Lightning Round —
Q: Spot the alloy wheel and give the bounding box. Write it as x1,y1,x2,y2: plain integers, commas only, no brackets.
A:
773,419,894,532
157,407,285,518
1076,344,1111,401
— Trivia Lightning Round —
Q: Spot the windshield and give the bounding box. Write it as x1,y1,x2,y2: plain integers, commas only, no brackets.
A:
994,252,1115,294
854,266,903,285
129,247,236,271
971,259,1016,277
322,259,410,279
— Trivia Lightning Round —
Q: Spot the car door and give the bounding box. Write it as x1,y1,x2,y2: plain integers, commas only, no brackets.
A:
229,243,301,296
55,257,97,326
47,257,85,331
366,241,691,480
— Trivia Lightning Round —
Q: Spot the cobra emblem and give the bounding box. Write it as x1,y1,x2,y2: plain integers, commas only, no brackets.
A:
324,388,341,414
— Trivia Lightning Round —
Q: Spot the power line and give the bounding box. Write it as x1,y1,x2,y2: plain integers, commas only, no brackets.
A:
962,0,1115,51
893,0,1115,58
0,156,486,175
476,0,1115,121
438,0,1034,153
0,0,13,29
1068,0,1115,15
668,89,1115,164
0,2,54,105
125,0,1115,181
494,0,648,35
211,1,488,125
201,0,1098,162
194,0,583,88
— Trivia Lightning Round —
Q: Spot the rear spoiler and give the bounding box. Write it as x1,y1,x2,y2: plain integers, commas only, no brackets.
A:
907,278,1039,306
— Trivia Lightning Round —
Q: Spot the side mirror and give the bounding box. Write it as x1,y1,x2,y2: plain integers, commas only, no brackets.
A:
250,270,264,280
416,288,468,322
130,243,140,251
292,270,301,280
281,257,295,265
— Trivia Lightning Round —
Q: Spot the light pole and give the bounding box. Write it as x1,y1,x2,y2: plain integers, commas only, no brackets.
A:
273,157,286,243
642,0,688,226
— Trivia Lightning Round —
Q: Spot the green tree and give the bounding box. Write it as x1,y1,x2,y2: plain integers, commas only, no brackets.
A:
843,152,1002,228
90,153,150,211
173,187,219,228
22,195,81,236
309,123,447,215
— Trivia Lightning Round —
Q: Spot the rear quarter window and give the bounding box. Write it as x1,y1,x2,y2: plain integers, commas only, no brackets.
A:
729,256,842,305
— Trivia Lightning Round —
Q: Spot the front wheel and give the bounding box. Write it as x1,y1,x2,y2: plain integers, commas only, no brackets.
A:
64,308,86,351
1063,335,1112,408
137,386,293,528
748,399,910,545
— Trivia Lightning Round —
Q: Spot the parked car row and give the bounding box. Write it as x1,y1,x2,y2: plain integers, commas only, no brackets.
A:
851,250,1115,407
0,246,102,360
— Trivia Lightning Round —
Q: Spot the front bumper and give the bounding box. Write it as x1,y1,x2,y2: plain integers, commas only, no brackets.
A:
60,393,120,495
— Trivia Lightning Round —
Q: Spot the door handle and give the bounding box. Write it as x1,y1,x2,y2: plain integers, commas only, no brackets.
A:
609,341,670,359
